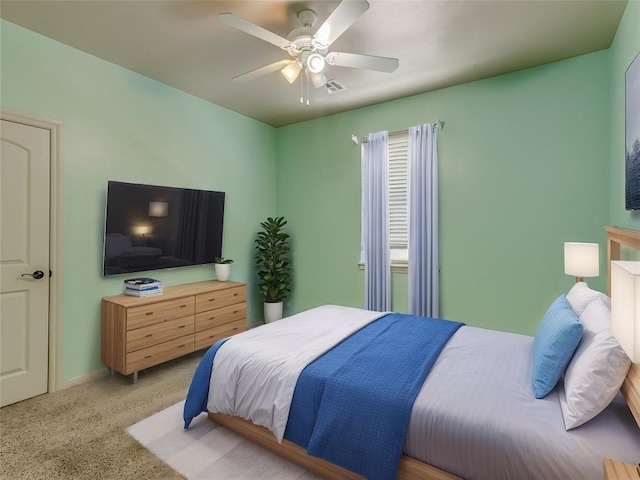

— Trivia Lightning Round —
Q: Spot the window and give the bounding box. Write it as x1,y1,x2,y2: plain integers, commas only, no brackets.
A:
388,132,409,266
360,131,409,272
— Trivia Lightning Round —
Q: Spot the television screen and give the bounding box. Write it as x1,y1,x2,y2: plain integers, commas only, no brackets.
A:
626,52,640,210
102,181,225,276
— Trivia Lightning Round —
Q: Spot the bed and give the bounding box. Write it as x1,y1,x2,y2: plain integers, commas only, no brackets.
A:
184,226,640,480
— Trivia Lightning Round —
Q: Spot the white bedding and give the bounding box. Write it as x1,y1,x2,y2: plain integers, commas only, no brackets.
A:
406,326,640,480
206,305,386,441
205,306,640,479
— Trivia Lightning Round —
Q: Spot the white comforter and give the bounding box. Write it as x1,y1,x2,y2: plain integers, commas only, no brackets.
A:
207,305,386,441
202,305,640,479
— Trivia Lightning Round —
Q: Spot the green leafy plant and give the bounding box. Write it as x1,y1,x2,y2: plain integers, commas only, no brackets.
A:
214,257,234,264
255,216,291,303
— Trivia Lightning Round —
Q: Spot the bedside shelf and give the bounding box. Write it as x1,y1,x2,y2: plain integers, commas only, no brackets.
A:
603,458,640,480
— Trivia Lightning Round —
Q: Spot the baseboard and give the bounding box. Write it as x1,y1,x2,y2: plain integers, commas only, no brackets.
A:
61,368,110,389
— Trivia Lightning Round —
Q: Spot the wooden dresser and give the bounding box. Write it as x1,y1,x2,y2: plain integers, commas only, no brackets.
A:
101,280,246,382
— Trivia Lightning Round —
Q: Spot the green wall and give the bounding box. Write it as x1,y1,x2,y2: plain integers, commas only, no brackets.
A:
1,20,278,381
608,0,640,232
2,3,637,381
277,51,610,336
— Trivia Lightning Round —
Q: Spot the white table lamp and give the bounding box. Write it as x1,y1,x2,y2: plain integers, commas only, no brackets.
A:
611,261,640,363
133,225,151,236
564,242,599,283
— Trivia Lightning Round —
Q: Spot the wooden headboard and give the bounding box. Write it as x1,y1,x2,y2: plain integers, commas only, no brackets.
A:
606,226,640,428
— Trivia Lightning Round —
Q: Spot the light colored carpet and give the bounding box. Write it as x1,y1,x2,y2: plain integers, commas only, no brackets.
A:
127,401,321,480
1,352,203,480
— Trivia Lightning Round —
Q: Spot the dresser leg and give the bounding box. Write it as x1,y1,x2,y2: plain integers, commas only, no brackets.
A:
132,371,138,384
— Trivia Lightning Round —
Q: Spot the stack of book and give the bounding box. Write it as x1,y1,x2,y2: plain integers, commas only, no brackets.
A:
123,277,163,297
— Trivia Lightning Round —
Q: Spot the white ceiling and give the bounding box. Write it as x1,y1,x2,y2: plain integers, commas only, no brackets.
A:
0,0,627,127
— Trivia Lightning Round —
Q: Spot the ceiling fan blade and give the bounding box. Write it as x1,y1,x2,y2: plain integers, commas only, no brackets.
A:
232,60,294,83
218,13,291,50
326,52,399,73
313,0,369,47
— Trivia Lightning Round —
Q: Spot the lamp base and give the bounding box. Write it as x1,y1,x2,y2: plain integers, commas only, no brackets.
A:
575,277,584,283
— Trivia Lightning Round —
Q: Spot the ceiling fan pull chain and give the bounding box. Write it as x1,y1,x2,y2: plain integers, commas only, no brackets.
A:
300,70,304,104
306,73,310,107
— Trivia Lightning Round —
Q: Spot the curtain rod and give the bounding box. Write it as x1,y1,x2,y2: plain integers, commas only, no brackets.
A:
355,119,443,144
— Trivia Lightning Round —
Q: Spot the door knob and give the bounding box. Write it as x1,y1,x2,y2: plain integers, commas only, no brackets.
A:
21,270,45,280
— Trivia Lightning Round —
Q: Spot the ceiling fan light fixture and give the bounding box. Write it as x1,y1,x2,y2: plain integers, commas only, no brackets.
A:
309,70,328,88
281,61,302,84
306,53,325,73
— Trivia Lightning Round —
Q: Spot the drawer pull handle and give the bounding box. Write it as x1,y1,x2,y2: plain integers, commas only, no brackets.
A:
145,312,153,316
234,293,238,296
180,305,187,308
233,327,238,331
233,310,238,314
145,355,152,359
209,316,215,321
178,344,186,348
179,325,185,329
209,298,216,302
145,334,152,338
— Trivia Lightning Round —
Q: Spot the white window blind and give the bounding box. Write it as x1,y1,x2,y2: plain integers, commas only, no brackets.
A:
388,132,409,256
360,131,409,269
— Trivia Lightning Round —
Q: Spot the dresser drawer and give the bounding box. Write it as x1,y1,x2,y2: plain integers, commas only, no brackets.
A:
102,280,246,381
126,335,194,373
127,297,195,330
195,320,245,351
126,316,195,353
195,303,246,332
196,285,246,313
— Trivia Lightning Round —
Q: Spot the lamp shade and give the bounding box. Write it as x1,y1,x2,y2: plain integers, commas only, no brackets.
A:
564,242,599,278
133,225,151,236
149,201,168,217
611,260,640,363
306,53,325,73
280,61,302,84
308,70,327,88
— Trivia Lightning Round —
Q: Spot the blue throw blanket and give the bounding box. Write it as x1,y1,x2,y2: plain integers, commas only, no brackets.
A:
285,313,462,480
183,338,228,428
183,313,463,480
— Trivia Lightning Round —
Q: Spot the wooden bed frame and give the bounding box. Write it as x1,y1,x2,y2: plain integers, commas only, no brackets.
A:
606,227,640,428
208,226,640,480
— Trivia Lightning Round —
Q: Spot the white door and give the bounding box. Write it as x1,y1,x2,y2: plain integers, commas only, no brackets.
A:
0,119,51,407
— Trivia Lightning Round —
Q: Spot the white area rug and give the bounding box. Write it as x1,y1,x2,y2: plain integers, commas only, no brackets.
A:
126,401,322,480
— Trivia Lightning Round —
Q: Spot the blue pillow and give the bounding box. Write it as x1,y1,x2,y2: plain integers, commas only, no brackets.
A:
532,295,583,398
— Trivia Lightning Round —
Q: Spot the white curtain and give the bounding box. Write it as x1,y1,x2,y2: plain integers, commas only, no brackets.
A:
362,131,391,311
408,124,439,317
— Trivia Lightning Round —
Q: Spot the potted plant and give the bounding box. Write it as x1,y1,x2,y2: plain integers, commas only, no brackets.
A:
214,257,233,282
255,216,291,323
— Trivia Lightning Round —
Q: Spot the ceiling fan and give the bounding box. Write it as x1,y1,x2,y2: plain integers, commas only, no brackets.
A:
218,0,399,92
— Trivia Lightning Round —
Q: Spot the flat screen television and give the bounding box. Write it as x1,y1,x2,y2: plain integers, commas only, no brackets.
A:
625,52,640,210
102,181,225,276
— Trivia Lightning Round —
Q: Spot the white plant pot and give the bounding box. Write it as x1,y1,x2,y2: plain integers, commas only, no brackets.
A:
214,263,231,281
264,302,283,323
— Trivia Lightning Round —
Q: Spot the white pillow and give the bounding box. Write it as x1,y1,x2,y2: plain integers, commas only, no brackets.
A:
559,297,631,430
565,282,610,317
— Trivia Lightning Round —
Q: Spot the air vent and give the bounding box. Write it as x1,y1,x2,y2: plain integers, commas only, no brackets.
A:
326,79,346,94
